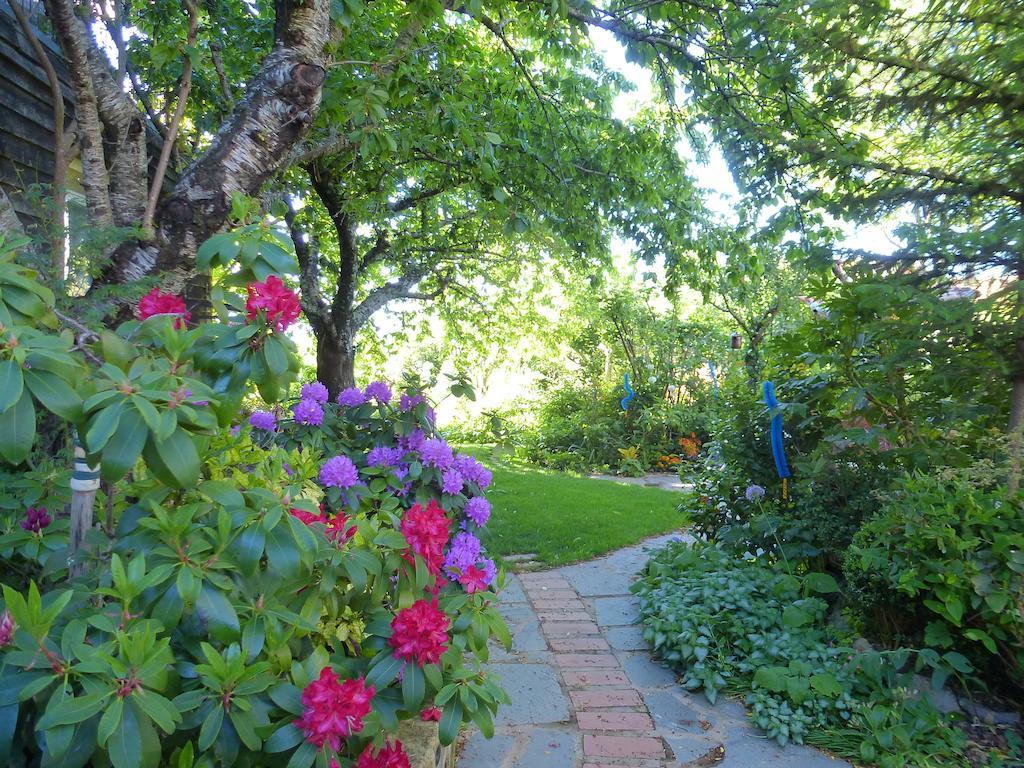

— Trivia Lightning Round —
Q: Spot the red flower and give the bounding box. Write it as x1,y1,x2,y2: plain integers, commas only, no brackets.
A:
458,564,489,594
389,599,450,666
325,513,356,545
137,288,190,329
290,507,327,526
400,500,450,575
246,275,300,332
357,740,412,768
295,668,375,751
420,706,441,722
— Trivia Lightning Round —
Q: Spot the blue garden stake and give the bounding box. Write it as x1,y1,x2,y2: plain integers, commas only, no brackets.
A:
763,381,791,500
707,361,720,399
620,373,636,411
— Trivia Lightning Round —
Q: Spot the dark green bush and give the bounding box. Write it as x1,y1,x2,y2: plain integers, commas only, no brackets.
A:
845,473,1024,687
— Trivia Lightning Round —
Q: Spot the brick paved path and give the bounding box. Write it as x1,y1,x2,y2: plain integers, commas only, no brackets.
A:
457,534,851,768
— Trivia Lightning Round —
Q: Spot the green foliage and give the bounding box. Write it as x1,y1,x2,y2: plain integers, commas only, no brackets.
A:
635,540,975,766
846,473,1024,684
0,240,508,765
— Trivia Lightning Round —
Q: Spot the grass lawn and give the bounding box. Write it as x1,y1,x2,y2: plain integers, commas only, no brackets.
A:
461,445,688,567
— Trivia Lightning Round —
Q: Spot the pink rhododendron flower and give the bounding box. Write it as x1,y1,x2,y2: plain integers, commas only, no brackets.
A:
137,288,190,328
389,599,450,666
245,275,300,332
290,507,326,526
324,513,356,545
357,740,412,768
458,564,490,594
420,706,442,722
400,500,450,575
295,668,375,751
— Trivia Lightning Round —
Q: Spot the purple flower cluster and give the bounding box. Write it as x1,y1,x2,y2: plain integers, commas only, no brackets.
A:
441,469,464,495
420,438,454,470
454,453,492,489
464,496,491,527
249,410,277,431
399,393,425,412
745,484,766,502
293,398,324,426
20,506,51,533
400,429,426,452
337,387,367,407
300,381,329,404
368,446,405,468
364,381,392,405
320,455,359,488
443,532,496,588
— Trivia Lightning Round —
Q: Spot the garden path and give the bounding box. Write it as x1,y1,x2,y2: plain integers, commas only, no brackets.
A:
457,534,852,768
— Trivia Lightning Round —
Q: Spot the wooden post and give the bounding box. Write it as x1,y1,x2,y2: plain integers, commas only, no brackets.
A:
68,433,100,578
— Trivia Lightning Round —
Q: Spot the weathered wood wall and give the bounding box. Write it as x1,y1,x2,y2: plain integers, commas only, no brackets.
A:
0,2,75,225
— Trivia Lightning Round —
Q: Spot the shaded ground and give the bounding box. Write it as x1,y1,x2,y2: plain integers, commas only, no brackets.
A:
457,534,852,768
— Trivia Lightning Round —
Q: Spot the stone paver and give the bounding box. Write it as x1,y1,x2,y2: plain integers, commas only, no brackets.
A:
458,534,853,768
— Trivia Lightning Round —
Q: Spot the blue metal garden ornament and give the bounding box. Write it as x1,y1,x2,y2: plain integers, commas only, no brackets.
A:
763,381,791,498
620,373,636,411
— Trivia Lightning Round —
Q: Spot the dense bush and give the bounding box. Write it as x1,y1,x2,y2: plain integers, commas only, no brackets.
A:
635,540,981,767
845,473,1024,686
0,243,509,767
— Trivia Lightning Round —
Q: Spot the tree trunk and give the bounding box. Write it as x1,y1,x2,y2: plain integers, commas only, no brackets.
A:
316,328,356,397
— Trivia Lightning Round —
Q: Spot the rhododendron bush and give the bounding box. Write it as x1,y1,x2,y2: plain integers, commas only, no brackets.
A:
0,239,509,767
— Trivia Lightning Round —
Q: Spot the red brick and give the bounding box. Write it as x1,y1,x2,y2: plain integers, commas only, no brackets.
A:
531,598,588,612
583,735,666,759
570,689,643,709
537,611,592,622
562,670,631,687
540,621,601,636
577,712,654,731
554,653,620,669
550,637,610,652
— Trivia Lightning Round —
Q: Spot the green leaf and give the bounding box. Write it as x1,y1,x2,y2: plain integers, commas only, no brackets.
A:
101,406,148,482
86,400,123,454
24,369,81,422
97,696,124,746
402,664,425,711
0,359,23,413
0,391,34,463
752,666,787,692
803,572,839,594
196,585,240,643
36,692,107,729
809,673,842,697
286,741,317,768
263,721,303,753
365,652,404,690
781,605,811,628
142,428,200,489
438,698,462,746
107,697,143,768
198,705,223,751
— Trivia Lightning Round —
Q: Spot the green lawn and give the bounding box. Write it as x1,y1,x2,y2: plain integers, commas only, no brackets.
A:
462,446,688,567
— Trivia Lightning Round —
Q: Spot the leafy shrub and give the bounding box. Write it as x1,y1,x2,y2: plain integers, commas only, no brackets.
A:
846,473,1024,686
0,243,509,767
635,540,974,766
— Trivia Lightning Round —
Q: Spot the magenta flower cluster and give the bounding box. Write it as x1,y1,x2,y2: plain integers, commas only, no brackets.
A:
20,506,51,533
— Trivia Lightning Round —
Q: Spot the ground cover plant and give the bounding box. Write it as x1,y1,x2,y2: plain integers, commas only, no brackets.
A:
458,447,686,566
635,540,1010,767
